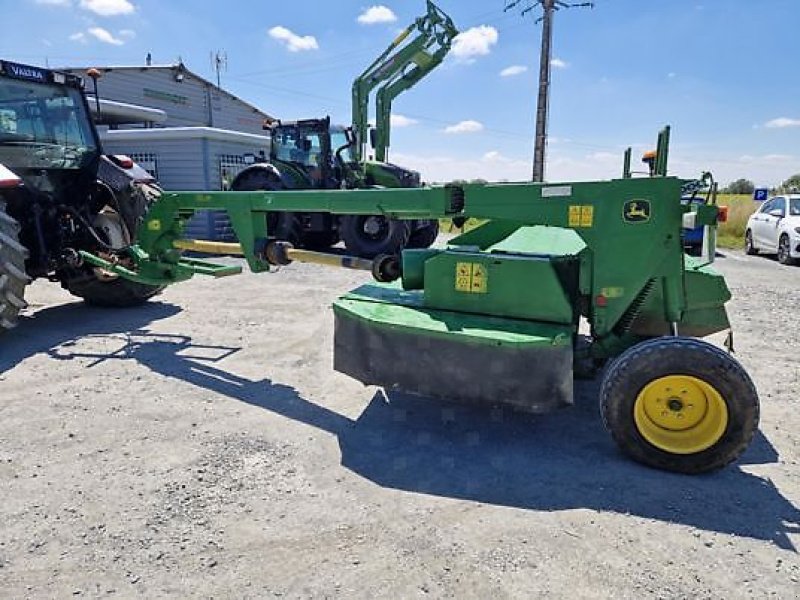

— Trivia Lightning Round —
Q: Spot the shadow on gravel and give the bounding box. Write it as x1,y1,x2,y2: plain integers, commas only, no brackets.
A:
45,332,800,551
0,300,181,374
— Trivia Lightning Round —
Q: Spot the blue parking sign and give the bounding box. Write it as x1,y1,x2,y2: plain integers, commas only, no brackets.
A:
753,188,768,202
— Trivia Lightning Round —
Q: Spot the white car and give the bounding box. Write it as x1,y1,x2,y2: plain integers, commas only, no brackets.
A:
745,194,800,265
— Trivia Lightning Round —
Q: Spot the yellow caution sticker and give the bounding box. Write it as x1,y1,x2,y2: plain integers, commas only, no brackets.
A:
147,219,161,232
601,286,625,299
568,205,595,228
456,262,472,292
581,205,594,227
455,262,488,294
471,264,487,293
568,205,581,227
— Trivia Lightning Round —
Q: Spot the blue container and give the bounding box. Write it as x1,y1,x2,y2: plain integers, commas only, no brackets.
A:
681,196,704,251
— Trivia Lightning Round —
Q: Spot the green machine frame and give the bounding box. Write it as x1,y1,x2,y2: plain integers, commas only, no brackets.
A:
80,126,758,474
85,127,730,366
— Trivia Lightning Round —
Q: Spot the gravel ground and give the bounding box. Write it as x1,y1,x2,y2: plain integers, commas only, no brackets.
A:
1,248,799,599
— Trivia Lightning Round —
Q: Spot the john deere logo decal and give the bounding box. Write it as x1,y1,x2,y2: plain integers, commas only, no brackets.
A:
623,200,651,223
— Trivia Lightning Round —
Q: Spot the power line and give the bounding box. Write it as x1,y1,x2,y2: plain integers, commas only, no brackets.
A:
504,0,594,182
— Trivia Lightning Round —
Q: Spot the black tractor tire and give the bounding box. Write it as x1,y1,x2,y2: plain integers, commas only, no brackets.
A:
599,336,759,474
0,201,31,332
339,215,410,258
269,213,303,247
777,234,796,265
301,230,340,251
61,182,165,307
231,165,302,246
744,229,758,255
64,273,165,308
406,220,440,249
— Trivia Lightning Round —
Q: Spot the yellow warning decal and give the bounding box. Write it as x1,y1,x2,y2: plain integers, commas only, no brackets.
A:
568,205,581,227
601,286,625,298
581,205,594,227
455,262,488,294
568,205,594,228
147,219,161,232
456,262,472,292
471,264,487,293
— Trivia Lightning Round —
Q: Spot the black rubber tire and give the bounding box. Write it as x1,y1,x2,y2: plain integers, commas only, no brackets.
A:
62,183,165,307
0,201,30,331
231,166,303,246
270,213,303,247
301,230,339,251
64,273,166,308
406,220,440,249
600,336,759,474
339,215,410,258
231,165,283,193
744,229,758,255
777,234,796,265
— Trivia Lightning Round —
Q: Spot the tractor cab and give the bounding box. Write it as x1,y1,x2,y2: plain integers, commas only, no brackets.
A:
267,117,357,189
0,61,101,203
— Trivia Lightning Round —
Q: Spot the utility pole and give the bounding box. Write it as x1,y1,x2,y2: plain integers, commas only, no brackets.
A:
505,0,593,182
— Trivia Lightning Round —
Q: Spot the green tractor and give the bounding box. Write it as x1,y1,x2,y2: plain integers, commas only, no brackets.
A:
231,1,457,258
0,59,164,333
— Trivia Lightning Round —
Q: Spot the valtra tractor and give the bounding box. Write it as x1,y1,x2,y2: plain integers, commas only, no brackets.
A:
0,59,164,332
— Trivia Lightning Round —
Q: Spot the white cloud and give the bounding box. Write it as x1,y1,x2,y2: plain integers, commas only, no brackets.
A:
80,0,135,16
737,153,794,163
444,120,484,134
500,65,527,77
119,28,136,39
88,27,124,45
392,152,529,183
390,114,417,128
764,117,800,129
452,26,498,61
397,145,799,188
69,32,87,43
550,57,569,69
268,26,319,52
357,5,397,25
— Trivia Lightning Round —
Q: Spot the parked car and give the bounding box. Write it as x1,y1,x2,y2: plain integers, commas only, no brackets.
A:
744,194,800,265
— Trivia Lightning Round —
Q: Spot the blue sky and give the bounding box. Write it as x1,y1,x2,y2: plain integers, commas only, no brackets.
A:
3,0,799,186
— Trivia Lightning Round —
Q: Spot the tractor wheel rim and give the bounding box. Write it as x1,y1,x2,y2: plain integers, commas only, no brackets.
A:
633,375,728,455
362,216,387,239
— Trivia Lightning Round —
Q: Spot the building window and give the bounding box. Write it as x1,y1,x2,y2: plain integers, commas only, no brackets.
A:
218,154,251,190
128,153,159,180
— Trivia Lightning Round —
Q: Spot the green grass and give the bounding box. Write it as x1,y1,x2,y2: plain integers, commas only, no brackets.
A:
441,194,760,250
716,194,758,250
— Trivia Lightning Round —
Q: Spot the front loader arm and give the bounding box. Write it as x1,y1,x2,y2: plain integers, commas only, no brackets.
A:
351,1,458,163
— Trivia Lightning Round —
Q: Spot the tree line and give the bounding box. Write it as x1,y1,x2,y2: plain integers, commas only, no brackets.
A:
722,174,800,195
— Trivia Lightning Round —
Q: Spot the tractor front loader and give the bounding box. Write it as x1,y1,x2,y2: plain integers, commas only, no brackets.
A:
231,1,458,258
0,60,166,333
80,125,760,475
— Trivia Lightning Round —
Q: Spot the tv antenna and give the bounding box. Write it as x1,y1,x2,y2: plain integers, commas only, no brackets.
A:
504,1,594,182
210,50,228,88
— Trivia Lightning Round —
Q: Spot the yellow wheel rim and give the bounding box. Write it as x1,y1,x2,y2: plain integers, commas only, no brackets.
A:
633,375,728,455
